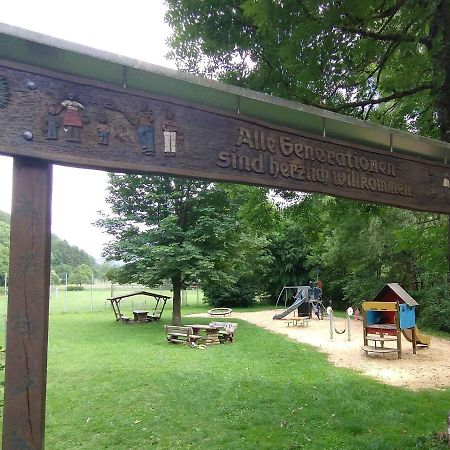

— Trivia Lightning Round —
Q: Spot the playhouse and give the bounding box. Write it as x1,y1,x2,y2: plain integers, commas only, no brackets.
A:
362,283,430,359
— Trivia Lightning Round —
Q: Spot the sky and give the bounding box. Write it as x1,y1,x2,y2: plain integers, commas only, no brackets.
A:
0,1,176,260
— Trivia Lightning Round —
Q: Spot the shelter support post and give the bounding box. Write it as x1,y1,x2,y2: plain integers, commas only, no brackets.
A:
2,157,53,450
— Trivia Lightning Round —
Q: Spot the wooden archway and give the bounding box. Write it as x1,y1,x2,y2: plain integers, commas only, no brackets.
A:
1,24,450,449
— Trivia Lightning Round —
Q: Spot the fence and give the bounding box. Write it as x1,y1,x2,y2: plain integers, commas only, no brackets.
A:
0,283,205,347
47,283,204,315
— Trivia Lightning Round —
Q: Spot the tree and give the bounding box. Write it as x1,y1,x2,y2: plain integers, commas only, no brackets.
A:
97,174,242,325
165,0,450,294
166,0,449,140
50,269,61,286
69,264,94,286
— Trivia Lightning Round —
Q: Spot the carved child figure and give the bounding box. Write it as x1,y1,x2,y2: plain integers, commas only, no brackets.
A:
97,113,111,145
43,104,60,140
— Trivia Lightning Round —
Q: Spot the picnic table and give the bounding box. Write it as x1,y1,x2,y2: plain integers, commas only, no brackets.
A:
185,324,221,346
133,310,149,323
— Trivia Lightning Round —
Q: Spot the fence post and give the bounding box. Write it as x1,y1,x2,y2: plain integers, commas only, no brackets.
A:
90,274,94,312
64,273,68,313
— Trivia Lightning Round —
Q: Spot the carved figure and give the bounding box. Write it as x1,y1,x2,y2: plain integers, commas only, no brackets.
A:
59,93,84,142
162,110,180,156
114,125,134,144
134,104,155,155
443,173,450,203
0,77,9,108
43,105,60,140
97,113,111,145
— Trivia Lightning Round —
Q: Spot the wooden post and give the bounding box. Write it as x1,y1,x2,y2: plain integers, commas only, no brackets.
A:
2,157,53,450
396,305,402,359
362,307,368,347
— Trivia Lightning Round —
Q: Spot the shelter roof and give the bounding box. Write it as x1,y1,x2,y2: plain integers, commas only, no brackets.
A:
373,283,419,307
108,291,170,302
1,23,450,165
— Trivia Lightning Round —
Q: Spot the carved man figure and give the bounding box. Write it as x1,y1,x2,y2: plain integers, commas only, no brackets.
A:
135,104,155,155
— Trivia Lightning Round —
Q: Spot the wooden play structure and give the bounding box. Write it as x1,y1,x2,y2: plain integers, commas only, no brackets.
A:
362,283,431,359
273,283,324,321
108,291,170,323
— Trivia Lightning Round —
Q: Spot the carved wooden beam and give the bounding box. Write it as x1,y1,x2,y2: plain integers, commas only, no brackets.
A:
0,60,449,213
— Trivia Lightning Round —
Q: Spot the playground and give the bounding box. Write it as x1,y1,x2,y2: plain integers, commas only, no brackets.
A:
188,310,450,390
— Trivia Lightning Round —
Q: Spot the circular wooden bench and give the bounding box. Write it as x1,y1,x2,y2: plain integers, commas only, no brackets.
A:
208,307,232,317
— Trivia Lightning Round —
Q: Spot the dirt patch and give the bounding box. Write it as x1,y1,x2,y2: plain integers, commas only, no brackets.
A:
186,310,450,390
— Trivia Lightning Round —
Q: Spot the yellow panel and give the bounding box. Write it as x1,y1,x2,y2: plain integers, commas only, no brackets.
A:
363,301,397,311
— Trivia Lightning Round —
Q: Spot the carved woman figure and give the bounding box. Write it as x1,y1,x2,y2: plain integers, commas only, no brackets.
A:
59,93,84,142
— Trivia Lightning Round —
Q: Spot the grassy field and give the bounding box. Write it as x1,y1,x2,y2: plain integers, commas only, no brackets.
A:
18,308,447,449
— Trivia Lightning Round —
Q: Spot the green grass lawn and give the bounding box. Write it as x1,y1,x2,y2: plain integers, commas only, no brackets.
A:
34,309,450,449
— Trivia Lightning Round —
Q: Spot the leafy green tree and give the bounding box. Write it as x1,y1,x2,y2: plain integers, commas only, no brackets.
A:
97,174,243,325
165,1,450,316
166,0,450,140
69,264,94,286
50,269,61,286
201,184,277,306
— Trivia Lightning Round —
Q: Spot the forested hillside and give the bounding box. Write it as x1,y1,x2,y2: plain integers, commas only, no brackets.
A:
0,211,99,285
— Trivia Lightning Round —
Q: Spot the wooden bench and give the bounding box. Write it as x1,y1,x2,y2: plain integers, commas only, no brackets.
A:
208,308,232,317
209,322,238,343
164,325,202,345
119,314,131,323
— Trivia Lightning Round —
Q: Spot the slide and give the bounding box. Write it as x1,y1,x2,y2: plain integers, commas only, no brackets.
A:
402,327,431,347
273,288,308,320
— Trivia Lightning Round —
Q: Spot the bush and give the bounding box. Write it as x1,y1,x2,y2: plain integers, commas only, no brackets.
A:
203,277,257,308
414,285,450,333
66,285,84,291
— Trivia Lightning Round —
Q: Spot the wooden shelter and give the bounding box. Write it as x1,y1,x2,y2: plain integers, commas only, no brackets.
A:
108,291,170,323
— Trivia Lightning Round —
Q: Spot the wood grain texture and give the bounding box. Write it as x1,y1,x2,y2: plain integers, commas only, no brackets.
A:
2,158,52,450
0,62,449,213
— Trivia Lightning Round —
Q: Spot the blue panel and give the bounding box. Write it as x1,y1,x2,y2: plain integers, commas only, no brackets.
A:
399,304,415,329
366,310,381,326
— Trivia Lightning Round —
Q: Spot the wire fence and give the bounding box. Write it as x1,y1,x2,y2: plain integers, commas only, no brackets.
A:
46,283,204,314
0,283,205,345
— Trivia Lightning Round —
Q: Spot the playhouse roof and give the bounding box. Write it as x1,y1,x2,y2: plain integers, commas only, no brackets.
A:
373,283,419,307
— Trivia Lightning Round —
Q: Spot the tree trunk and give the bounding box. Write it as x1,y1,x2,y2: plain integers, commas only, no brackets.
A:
171,273,182,325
